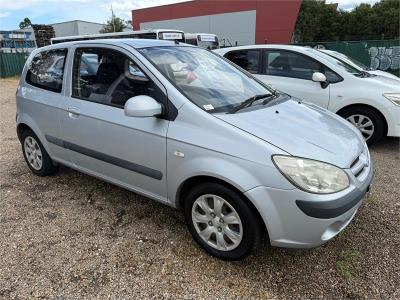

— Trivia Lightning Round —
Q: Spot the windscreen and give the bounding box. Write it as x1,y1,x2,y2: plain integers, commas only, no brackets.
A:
197,34,219,50
327,52,368,70
309,49,362,75
140,46,273,113
157,31,185,43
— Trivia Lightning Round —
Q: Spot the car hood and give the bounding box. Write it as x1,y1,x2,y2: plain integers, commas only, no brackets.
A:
362,73,400,89
216,99,364,168
369,70,399,81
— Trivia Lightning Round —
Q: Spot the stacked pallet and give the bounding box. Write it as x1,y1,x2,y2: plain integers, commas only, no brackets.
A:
32,25,55,48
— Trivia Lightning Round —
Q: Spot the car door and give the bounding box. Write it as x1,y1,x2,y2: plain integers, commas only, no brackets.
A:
22,48,69,161
257,49,331,108
59,44,169,202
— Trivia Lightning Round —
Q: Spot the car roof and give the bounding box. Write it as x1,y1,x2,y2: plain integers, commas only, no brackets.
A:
214,44,311,54
37,38,191,51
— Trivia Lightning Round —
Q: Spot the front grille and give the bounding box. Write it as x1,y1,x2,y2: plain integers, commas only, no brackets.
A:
350,148,369,179
350,156,360,169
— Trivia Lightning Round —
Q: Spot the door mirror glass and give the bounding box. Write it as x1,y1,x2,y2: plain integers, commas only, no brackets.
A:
124,95,163,117
312,72,327,82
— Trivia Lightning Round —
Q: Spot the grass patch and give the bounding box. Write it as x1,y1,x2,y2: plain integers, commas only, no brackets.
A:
336,250,361,279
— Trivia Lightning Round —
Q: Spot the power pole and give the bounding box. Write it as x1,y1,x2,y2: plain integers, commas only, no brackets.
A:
111,5,116,32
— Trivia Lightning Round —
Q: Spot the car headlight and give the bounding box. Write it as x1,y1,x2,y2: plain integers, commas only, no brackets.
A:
383,93,400,106
272,155,350,194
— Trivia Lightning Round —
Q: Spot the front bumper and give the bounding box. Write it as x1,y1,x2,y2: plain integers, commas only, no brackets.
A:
245,159,374,248
384,105,400,137
296,179,371,219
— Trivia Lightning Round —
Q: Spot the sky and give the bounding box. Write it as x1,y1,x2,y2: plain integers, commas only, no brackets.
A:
0,0,381,30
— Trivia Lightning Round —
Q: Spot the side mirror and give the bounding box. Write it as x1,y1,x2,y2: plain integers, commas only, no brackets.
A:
312,72,329,89
124,95,163,117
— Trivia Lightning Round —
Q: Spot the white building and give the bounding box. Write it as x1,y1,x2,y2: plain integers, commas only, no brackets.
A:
51,20,104,38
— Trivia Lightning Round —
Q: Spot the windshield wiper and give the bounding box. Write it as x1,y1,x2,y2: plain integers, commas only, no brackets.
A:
232,93,272,113
355,71,371,78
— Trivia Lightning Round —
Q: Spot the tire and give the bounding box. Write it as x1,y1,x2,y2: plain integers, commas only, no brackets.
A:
338,106,385,145
21,129,58,176
183,182,262,260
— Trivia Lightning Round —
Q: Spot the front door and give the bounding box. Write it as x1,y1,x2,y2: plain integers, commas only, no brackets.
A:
257,49,331,108
59,45,169,202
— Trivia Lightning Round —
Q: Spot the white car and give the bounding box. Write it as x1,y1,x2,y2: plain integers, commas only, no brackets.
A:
320,49,399,81
215,45,400,144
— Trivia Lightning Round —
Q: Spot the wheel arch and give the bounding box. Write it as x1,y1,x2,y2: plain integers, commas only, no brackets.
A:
176,175,268,237
17,123,31,141
335,103,388,136
16,114,52,155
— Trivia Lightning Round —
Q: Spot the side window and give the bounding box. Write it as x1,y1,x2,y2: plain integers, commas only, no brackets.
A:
264,50,342,82
26,49,67,93
72,48,165,108
265,50,322,80
324,69,342,83
225,50,260,74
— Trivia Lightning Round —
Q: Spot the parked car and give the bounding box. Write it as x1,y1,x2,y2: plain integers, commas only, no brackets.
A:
17,39,373,260
320,49,399,80
215,45,400,145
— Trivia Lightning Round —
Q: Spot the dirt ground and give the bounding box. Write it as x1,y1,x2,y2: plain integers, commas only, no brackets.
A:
0,78,399,299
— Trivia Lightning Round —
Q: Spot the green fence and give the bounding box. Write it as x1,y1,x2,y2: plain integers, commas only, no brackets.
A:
299,40,400,77
0,52,29,78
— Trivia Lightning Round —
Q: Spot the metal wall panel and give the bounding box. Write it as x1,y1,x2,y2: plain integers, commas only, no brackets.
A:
140,10,256,46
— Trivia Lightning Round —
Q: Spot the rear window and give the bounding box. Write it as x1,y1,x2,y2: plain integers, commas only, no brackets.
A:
25,49,68,93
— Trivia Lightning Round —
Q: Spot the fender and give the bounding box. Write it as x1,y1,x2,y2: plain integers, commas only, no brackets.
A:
332,99,386,115
17,112,53,157
168,153,293,207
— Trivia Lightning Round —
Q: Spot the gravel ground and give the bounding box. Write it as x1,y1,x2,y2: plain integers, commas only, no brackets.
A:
0,78,399,299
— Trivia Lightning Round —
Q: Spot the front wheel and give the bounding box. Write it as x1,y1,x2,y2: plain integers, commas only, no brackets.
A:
184,183,262,260
339,106,385,145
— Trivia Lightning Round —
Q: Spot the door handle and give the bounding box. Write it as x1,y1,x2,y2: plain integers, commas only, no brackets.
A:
68,106,80,118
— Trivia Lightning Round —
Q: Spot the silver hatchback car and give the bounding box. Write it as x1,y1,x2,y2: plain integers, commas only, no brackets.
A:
17,39,373,260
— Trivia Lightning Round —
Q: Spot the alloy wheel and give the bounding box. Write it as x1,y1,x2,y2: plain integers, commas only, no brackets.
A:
191,194,243,251
24,136,43,170
346,114,375,141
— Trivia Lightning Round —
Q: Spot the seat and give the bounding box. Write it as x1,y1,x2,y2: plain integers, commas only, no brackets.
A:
91,62,121,94
268,54,292,77
88,62,121,103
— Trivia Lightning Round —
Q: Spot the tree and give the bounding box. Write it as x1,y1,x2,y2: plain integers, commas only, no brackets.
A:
294,0,342,43
372,0,400,40
100,14,128,33
19,17,32,29
294,0,400,43
125,20,133,30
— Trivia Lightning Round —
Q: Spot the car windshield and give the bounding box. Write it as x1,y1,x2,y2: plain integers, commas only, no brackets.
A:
327,52,368,70
308,49,362,76
139,46,273,113
197,40,219,50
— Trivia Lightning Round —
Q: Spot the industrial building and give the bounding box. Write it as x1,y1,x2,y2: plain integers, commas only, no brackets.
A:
0,28,36,53
0,20,104,53
132,0,302,47
51,20,104,38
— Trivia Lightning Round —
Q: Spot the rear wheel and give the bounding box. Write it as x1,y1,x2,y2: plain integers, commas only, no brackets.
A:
21,129,58,176
339,106,385,145
184,182,262,260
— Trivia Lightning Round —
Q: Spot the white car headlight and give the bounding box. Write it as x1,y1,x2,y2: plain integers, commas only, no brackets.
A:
383,93,400,106
272,155,350,194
